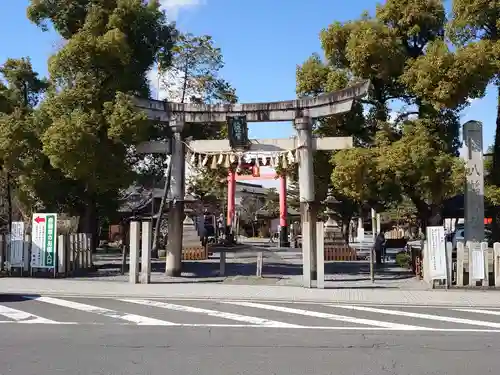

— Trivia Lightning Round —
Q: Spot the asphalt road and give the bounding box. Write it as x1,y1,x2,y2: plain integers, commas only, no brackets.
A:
1,296,500,374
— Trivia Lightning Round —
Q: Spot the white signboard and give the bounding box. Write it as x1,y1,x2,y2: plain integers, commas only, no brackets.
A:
30,213,58,269
426,226,447,280
357,227,365,242
469,241,485,280
9,221,25,267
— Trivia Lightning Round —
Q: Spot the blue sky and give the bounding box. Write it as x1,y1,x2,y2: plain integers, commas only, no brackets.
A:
1,0,497,189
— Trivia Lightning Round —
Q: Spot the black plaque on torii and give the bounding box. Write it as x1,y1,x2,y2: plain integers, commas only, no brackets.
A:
227,115,249,150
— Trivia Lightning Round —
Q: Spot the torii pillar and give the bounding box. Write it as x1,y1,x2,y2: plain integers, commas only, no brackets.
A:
279,175,289,247
227,169,236,227
295,116,317,281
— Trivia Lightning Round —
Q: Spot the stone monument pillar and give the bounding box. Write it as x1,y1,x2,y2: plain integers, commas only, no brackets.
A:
463,120,485,242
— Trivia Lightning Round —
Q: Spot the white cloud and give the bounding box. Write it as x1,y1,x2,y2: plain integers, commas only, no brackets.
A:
388,111,418,124
159,0,206,20
147,66,187,101
388,111,398,124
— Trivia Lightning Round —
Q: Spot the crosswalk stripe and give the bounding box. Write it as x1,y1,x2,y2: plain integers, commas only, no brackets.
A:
453,308,500,316
335,305,500,328
222,301,425,330
26,296,176,326
0,304,59,324
119,299,302,328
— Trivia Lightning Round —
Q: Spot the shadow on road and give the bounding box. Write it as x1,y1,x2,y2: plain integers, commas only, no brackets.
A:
89,250,414,284
0,294,41,303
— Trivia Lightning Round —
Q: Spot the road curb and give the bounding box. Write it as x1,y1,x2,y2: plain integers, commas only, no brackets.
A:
0,290,491,308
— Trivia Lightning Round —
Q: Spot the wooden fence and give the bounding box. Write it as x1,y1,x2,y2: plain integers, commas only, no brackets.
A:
385,228,406,239
453,241,500,287
0,233,94,277
324,244,358,261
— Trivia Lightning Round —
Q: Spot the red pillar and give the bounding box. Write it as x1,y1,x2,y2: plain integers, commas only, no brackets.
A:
278,175,290,247
227,169,236,227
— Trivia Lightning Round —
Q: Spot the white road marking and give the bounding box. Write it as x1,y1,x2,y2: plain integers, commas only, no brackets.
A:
4,319,500,332
26,296,176,326
335,305,500,329
0,304,59,324
119,298,302,328
222,301,425,330
454,308,500,316
13,294,500,311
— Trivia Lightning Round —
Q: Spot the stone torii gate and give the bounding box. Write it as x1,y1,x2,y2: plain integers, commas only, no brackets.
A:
134,80,370,286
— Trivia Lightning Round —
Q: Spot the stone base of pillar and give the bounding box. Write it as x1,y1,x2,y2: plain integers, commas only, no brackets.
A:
226,233,235,244
165,202,184,277
279,226,290,247
300,201,318,283
165,267,182,277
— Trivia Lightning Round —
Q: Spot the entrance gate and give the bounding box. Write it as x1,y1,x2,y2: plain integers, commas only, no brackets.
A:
227,165,290,247
133,80,370,287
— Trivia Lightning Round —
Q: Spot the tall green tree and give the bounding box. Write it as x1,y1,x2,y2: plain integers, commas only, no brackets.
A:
27,0,177,246
316,0,467,229
159,33,236,106
159,32,237,220
262,187,280,218
447,0,500,236
295,53,367,226
238,195,264,237
394,0,499,228
0,58,49,230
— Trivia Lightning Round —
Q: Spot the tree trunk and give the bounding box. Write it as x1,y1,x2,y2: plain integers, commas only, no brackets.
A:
408,193,443,234
6,171,12,233
427,204,442,227
79,194,98,252
151,157,173,258
416,203,442,233
120,220,129,275
341,217,352,244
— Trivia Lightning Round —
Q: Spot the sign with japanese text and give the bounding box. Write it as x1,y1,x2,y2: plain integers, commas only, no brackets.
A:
30,213,58,269
426,226,447,281
227,115,249,150
469,241,485,280
9,221,25,267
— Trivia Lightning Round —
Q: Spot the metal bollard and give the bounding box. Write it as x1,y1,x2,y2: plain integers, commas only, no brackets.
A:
129,222,140,284
140,221,152,284
369,247,375,283
219,251,226,276
23,234,31,274
57,234,66,276
256,252,263,277
316,223,325,289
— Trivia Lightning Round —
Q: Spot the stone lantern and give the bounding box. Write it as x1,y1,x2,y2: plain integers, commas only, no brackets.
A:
322,191,343,241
